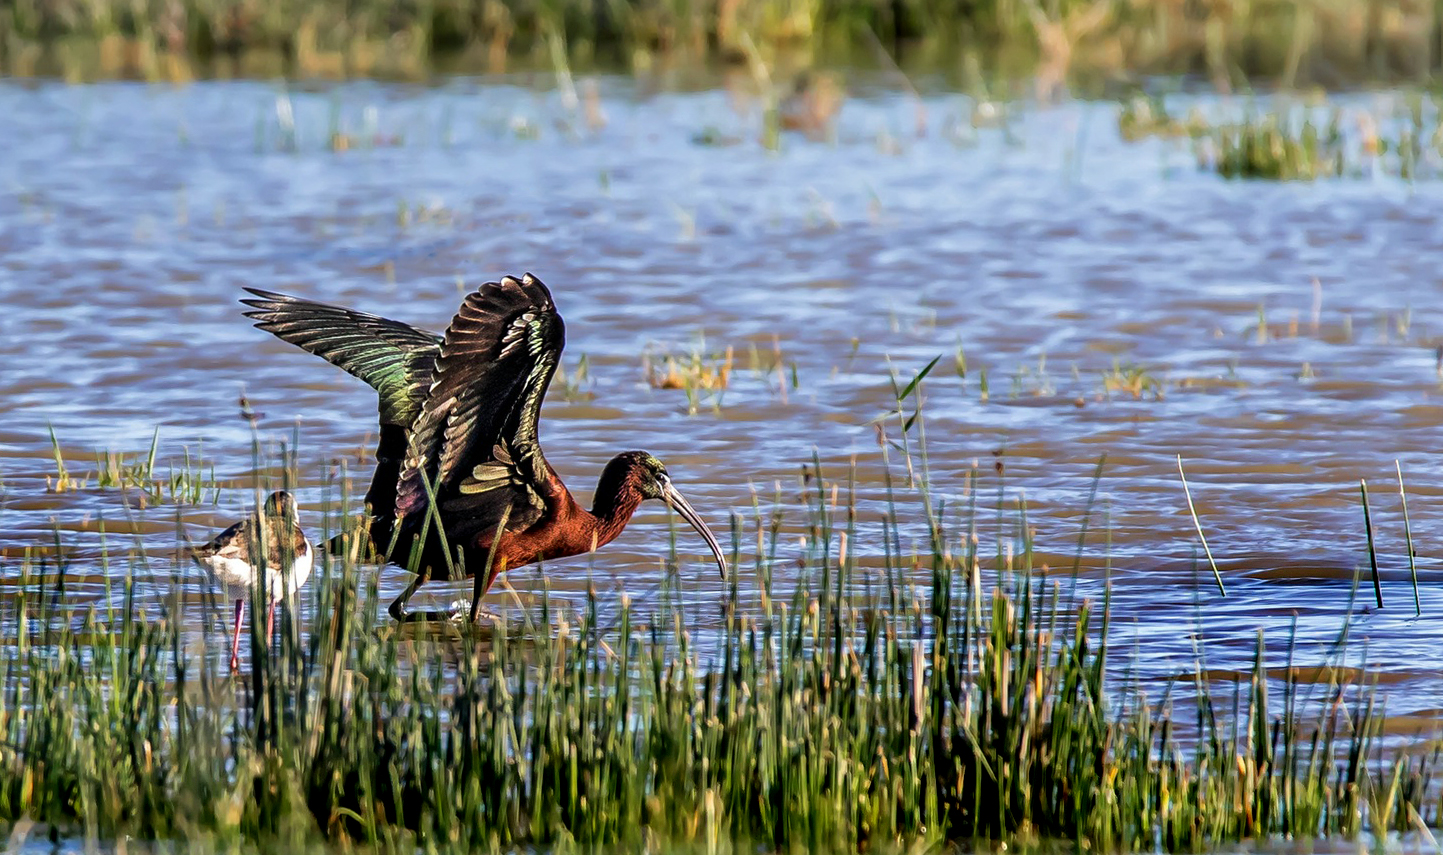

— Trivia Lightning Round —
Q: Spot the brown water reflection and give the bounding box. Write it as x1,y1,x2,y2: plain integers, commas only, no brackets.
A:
3,76,1443,725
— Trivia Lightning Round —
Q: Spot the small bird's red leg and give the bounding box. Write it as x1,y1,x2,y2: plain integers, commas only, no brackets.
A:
230,599,245,671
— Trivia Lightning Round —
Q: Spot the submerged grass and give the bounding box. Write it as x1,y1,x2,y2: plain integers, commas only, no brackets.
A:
0,416,1437,854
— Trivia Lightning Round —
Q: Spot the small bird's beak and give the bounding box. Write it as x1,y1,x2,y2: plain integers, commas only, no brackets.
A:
660,481,729,581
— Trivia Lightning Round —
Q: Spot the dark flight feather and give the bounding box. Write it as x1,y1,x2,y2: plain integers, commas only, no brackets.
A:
241,288,442,428
395,274,564,542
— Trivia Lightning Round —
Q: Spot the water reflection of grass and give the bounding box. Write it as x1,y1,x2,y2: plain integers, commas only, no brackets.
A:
1,407,1437,853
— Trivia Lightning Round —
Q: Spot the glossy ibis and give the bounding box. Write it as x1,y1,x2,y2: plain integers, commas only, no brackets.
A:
189,490,312,669
241,274,728,622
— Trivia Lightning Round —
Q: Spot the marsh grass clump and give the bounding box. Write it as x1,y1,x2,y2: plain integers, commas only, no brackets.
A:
1102,360,1162,399
1136,94,1443,181
161,445,221,505
643,341,734,413
94,427,161,490
742,337,799,400
1200,111,1347,181
1117,91,1198,142
96,428,218,505
45,426,220,506
0,421,1436,854
951,345,993,402
1009,358,1056,398
554,353,595,401
45,424,88,493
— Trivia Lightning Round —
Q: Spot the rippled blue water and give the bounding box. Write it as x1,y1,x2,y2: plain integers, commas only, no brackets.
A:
3,76,1443,722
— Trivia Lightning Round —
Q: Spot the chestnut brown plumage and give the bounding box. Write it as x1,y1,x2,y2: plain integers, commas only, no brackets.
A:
242,274,728,621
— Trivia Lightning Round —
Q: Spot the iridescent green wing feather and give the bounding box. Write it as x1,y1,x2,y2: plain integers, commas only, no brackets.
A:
395,274,564,542
241,288,441,428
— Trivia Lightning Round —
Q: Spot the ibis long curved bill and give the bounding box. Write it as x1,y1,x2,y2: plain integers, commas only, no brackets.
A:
661,481,729,581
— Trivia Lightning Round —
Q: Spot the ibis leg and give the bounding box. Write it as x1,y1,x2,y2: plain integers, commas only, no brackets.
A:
470,514,509,624
388,572,451,622
469,559,505,624
467,584,484,624
388,573,421,621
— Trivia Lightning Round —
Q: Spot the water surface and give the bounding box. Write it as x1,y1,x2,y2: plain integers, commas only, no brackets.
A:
2,75,1443,725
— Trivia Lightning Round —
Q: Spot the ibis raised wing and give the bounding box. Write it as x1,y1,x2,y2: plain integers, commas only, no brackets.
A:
241,288,442,429
395,274,566,544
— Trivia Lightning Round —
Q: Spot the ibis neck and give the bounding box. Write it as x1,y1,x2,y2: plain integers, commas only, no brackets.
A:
590,477,645,546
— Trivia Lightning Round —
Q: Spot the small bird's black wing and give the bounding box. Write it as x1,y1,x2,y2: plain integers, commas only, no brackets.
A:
395,274,564,543
190,517,252,562
241,288,442,429
190,508,305,566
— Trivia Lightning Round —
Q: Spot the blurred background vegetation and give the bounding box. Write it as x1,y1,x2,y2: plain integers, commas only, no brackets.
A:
4,0,1443,86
